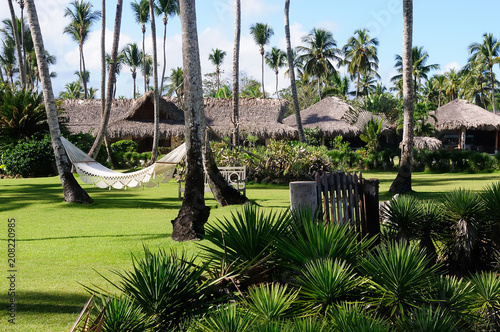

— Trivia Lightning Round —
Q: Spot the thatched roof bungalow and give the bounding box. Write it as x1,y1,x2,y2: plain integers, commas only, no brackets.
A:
62,93,296,148
432,99,500,152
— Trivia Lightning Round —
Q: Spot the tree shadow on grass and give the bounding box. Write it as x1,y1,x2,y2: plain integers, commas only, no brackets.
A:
9,291,90,314
14,233,168,242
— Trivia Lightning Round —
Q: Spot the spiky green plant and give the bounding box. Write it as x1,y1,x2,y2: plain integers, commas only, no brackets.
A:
191,304,255,332
469,271,500,331
199,205,291,284
396,306,457,332
296,258,364,315
95,295,151,332
329,303,392,332
245,283,299,323
360,242,437,318
481,182,500,250
281,317,327,332
381,195,422,243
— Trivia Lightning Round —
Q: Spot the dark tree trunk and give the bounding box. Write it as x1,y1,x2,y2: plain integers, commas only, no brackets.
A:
232,0,240,146
172,0,210,241
8,0,26,88
25,0,92,203
88,0,123,158
285,0,304,142
149,0,160,161
390,0,414,194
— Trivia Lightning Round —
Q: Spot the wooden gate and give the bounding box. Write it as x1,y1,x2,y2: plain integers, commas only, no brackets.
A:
315,171,380,241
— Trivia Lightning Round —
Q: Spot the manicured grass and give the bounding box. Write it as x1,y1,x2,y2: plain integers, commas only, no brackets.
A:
1,171,500,331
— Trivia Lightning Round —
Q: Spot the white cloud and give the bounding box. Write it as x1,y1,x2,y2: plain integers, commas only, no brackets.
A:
441,61,461,74
242,0,280,16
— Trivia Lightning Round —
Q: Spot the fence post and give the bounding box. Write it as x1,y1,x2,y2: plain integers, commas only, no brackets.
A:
363,178,380,244
289,181,318,214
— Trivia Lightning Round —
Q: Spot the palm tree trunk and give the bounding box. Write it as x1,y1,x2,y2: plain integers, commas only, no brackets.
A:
356,71,360,99
149,0,160,161
0,66,4,82
172,0,210,242
88,0,123,158
232,0,240,146
132,72,136,98
285,0,305,142
490,65,496,114
25,0,92,203
318,77,321,100
7,0,26,88
81,43,88,99
142,26,146,94
275,70,279,98
20,1,27,87
261,49,266,98
160,16,168,94
390,0,414,194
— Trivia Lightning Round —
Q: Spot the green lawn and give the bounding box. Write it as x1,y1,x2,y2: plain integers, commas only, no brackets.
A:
1,171,500,331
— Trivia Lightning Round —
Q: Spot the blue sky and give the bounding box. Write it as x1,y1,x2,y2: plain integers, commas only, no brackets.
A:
1,0,499,99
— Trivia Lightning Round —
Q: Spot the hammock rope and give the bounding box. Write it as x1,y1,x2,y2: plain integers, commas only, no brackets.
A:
60,137,186,190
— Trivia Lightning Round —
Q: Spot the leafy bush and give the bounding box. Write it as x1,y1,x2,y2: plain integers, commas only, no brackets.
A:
1,135,55,177
111,140,148,168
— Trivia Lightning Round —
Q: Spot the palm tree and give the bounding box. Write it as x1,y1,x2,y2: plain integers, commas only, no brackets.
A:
121,43,142,98
164,66,184,106
232,0,241,146
0,41,17,84
390,0,414,194
59,80,84,99
444,68,461,101
141,54,153,90
25,0,92,203
297,28,342,100
147,0,160,161
469,33,500,114
342,29,380,99
208,48,226,92
131,0,150,95
432,74,446,107
63,0,100,99
284,0,305,143
154,0,178,94
106,52,125,98
7,0,25,87
265,47,287,98
250,22,274,98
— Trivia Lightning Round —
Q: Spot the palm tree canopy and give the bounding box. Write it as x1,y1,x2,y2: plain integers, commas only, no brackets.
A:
208,48,226,69
249,22,274,53
297,28,341,80
63,0,101,45
265,47,287,73
468,33,500,69
121,43,143,73
391,46,440,84
342,28,380,79
154,0,179,19
131,0,150,28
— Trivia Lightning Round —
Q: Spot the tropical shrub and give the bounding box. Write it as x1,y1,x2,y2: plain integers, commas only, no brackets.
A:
110,140,150,168
1,134,54,177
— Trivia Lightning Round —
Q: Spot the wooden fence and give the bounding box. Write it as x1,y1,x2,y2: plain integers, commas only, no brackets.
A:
315,171,380,241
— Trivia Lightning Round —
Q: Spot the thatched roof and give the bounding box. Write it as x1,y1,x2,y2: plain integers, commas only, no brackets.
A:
401,136,443,151
62,95,296,140
433,99,500,131
283,97,361,137
203,98,296,139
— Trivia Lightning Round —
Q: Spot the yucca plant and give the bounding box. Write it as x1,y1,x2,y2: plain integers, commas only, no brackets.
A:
295,258,364,315
329,302,392,332
395,306,457,332
200,205,292,286
245,283,299,324
381,195,422,243
94,295,151,332
97,248,212,331
469,271,500,331
481,182,500,250
417,199,448,261
360,242,437,319
441,188,494,275
274,216,374,269
191,304,255,332
281,317,327,332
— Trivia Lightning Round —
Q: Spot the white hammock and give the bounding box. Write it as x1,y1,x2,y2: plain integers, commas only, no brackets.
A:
60,137,186,190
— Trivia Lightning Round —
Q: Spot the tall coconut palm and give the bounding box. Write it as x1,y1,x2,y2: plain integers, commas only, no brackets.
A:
208,48,226,92
25,0,92,203
0,41,17,84
390,0,414,194
154,0,178,94
172,0,210,241
265,47,287,98
63,0,100,99
444,68,461,101
131,0,150,95
432,74,446,107
297,28,342,100
148,0,160,161
121,43,142,98
164,66,184,106
285,0,305,142
469,33,500,114
232,0,241,146
18,0,27,88
250,22,274,98
7,0,25,87
342,28,380,99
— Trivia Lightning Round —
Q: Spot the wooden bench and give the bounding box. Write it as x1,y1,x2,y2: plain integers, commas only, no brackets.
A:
178,166,246,199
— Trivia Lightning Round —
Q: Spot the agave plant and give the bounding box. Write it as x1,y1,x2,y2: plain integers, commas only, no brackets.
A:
295,258,364,315
469,271,500,331
199,205,292,286
98,248,212,331
360,242,437,318
381,195,422,243
191,304,255,332
395,306,457,332
245,283,299,324
95,295,151,332
328,302,392,332
481,182,500,249
441,188,494,275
